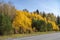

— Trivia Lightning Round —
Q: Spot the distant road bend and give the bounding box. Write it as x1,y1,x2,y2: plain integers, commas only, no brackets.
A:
6,32,60,40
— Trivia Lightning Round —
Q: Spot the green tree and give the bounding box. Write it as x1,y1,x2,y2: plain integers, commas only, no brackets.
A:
57,16,60,25
46,13,56,22
56,16,60,30
0,13,13,35
23,9,29,12
47,22,53,31
32,19,47,32
0,13,3,35
36,9,39,14
42,11,46,18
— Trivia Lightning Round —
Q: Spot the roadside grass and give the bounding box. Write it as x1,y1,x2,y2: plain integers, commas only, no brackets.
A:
0,31,58,40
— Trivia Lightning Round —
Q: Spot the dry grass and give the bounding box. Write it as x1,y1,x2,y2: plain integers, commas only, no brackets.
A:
0,31,57,40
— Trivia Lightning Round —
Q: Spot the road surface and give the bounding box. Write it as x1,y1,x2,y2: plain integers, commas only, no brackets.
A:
6,32,60,40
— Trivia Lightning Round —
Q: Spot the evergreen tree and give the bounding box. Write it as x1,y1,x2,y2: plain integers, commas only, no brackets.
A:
42,11,46,18
57,16,60,25
36,9,39,14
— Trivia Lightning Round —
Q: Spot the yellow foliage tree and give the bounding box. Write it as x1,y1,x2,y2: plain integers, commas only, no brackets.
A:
48,20,59,30
12,10,32,33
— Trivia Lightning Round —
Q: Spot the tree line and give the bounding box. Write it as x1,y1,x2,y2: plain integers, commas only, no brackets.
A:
0,2,60,35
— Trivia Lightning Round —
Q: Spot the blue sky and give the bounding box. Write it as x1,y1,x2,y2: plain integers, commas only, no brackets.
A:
2,0,60,16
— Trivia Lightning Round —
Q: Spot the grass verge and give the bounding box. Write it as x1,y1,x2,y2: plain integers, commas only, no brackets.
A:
0,31,58,40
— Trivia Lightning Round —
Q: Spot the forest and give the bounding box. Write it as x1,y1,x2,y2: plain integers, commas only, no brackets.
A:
0,2,60,35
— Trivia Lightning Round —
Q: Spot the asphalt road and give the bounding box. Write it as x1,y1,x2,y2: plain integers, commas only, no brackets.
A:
6,32,60,40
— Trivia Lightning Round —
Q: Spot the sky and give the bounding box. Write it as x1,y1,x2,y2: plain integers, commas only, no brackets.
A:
1,0,60,16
